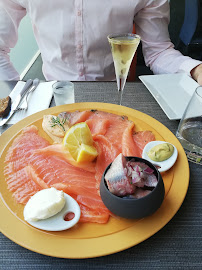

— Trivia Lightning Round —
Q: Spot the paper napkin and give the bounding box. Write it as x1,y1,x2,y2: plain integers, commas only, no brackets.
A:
7,81,55,125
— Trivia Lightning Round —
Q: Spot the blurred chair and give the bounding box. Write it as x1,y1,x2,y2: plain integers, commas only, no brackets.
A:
176,0,202,60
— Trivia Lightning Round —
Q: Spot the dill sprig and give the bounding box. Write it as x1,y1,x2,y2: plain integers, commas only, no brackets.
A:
50,116,66,132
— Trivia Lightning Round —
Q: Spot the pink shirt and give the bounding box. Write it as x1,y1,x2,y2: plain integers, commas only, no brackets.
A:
0,0,201,81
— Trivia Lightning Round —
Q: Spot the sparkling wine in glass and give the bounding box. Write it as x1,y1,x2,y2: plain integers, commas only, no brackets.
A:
108,33,141,105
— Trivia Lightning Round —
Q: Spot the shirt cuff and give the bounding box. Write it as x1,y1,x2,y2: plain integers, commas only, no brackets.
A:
178,58,202,77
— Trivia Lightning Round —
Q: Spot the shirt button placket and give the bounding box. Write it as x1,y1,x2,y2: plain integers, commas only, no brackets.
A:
75,0,84,80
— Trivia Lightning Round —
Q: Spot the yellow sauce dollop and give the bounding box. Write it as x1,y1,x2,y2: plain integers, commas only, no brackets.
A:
147,143,174,162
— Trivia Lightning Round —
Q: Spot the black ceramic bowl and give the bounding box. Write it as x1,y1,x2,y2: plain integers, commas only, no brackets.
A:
100,156,165,219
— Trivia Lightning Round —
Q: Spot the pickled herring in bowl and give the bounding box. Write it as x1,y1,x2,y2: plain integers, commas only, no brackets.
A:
104,153,158,198
100,154,165,219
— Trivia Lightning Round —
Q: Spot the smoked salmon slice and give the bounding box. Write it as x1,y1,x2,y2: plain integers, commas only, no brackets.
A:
5,125,50,163
4,126,51,203
28,153,111,221
86,118,110,137
88,111,131,153
29,154,96,187
122,121,141,157
79,204,110,224
93,134,120,187
133,131,155,155
33,144,96,173
77,193,109,211
59,110,94,126
6,166,47,204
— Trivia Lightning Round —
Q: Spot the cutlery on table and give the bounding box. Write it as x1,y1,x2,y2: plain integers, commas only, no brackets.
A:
16,78,40,111
0,79,39,127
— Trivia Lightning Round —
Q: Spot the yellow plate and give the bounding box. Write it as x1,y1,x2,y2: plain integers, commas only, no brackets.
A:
0,102,189,258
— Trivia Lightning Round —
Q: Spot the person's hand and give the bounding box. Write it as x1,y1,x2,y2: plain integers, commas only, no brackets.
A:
191,64,202,85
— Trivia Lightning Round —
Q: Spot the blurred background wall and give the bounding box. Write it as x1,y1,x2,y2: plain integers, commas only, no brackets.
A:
9,15,39,79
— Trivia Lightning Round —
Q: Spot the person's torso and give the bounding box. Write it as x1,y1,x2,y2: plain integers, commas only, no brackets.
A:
18,0,147,80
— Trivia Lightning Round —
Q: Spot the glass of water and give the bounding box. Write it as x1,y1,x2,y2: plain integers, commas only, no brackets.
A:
176,86,202,164
52,81,75,106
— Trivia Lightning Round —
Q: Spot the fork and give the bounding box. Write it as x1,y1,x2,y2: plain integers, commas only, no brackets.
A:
16,78,40,111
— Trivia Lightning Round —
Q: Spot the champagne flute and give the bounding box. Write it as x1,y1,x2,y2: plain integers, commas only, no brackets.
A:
108,33,141,105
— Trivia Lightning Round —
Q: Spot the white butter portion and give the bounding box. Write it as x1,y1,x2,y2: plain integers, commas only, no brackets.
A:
24,187,66,222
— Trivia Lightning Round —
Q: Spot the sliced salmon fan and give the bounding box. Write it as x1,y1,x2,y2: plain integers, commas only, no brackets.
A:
3,110,155,224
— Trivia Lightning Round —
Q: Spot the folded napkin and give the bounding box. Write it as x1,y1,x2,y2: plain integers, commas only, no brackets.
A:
8,81,55,125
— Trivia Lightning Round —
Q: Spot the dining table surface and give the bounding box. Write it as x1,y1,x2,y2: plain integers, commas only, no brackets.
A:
0,80,202,270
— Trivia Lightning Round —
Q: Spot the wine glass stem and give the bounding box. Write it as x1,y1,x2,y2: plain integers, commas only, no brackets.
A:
117,77,126,105
118,90,123,105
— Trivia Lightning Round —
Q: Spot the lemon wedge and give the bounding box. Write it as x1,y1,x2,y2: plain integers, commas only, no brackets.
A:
77,144,98,163
63,122,98,162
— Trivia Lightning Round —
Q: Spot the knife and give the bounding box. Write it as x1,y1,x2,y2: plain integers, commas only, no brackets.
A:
0,79,33,127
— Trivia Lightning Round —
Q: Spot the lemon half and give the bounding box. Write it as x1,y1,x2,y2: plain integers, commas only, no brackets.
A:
63,122,98,162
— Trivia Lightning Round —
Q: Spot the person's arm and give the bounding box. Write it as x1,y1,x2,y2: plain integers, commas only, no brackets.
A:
0,0,26,80
134,0,202,84
191,64,202,85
